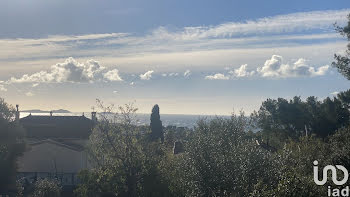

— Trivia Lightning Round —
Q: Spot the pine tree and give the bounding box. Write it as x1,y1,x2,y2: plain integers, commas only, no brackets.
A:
332,14,350,80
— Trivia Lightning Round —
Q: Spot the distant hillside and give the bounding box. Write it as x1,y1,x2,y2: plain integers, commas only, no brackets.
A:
22,109,71,113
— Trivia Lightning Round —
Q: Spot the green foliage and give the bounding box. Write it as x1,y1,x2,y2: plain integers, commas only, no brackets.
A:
337,89,350,109
248,136,329,196
163,126,191,149
16,179,24,197
150,104,164,142
332,14,350,80
161,117,350,197
76,99,350,197
162,115,279,196
74,169,118,197
253,94,350,142
263,170,325,197
328,125,350,169
0,98,15,122
0,98,25,193
75,101,170,197
31,179,61,197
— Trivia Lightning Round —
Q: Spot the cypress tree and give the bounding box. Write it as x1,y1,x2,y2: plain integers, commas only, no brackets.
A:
150,104,164,142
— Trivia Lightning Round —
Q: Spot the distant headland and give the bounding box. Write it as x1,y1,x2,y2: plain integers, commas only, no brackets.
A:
21,109,71,113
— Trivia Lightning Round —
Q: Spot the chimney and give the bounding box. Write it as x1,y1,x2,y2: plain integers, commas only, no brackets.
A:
15,104,20,121
91,112,97,122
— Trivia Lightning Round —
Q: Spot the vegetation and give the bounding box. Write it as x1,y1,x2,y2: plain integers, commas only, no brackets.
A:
333,14,350,80
0,98,25,194
251,92,350,147
161,114,278,196
150,104,164,143
74,94,350,196
75,100,170,197
31,179,61,197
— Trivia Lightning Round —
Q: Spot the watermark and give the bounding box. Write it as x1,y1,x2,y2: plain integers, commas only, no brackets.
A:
314,160,349,196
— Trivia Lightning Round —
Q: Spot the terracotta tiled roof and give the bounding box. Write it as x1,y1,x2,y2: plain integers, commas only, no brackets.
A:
20,115,93,139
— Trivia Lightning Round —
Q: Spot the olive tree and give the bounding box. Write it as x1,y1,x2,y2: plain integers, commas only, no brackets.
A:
162,114,279,197
75,100,170,197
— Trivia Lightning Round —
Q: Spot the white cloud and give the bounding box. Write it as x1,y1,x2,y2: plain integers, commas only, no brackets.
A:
205,73,229,80
230,64,255,77
0,10,345,85
25,92,34,97
103,69,123,81
207,55,330,80
151,9,349,40
330,91,339,96
184,70,191,77
312,65,330,76
9,57,106,83
257,55,284,77
8,57,125,84
0,10,347,77
0,84,7,92
257,55,329,78
47,33,128,42
140,70,154,80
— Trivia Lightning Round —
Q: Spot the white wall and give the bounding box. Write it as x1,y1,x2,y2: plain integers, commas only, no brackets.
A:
17,142,88,173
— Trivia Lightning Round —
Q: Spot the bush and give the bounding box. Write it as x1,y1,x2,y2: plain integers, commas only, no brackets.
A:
32,179,61,197
162,115,279,196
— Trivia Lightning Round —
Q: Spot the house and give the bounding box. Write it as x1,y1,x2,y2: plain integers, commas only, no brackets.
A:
19,113,94,139
17,139,88,186
16,107,96,188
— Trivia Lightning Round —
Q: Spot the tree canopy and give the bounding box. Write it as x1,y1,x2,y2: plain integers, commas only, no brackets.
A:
0,98,25,193
333,14,350,80
252,92,350,143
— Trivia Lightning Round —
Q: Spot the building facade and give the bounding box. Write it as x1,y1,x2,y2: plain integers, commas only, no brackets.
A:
16,110,95,189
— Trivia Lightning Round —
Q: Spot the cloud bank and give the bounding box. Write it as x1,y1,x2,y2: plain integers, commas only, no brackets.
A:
206,55,330,80
257,55,329,78
8,57,123,84
151,9,349,40
0,9,348,65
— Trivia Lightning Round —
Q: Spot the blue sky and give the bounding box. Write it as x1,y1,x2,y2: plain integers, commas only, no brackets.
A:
0,0,349,114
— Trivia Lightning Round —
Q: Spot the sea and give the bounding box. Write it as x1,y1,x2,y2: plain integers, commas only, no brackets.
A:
20,112,230,128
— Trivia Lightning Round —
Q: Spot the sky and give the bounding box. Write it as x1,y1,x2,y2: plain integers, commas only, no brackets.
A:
0,0,350,115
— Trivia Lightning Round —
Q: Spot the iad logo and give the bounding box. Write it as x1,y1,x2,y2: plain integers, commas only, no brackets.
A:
313,160,349,185
313,160,350,197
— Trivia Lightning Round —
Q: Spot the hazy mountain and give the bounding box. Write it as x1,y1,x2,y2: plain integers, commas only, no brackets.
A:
22,109,71,113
